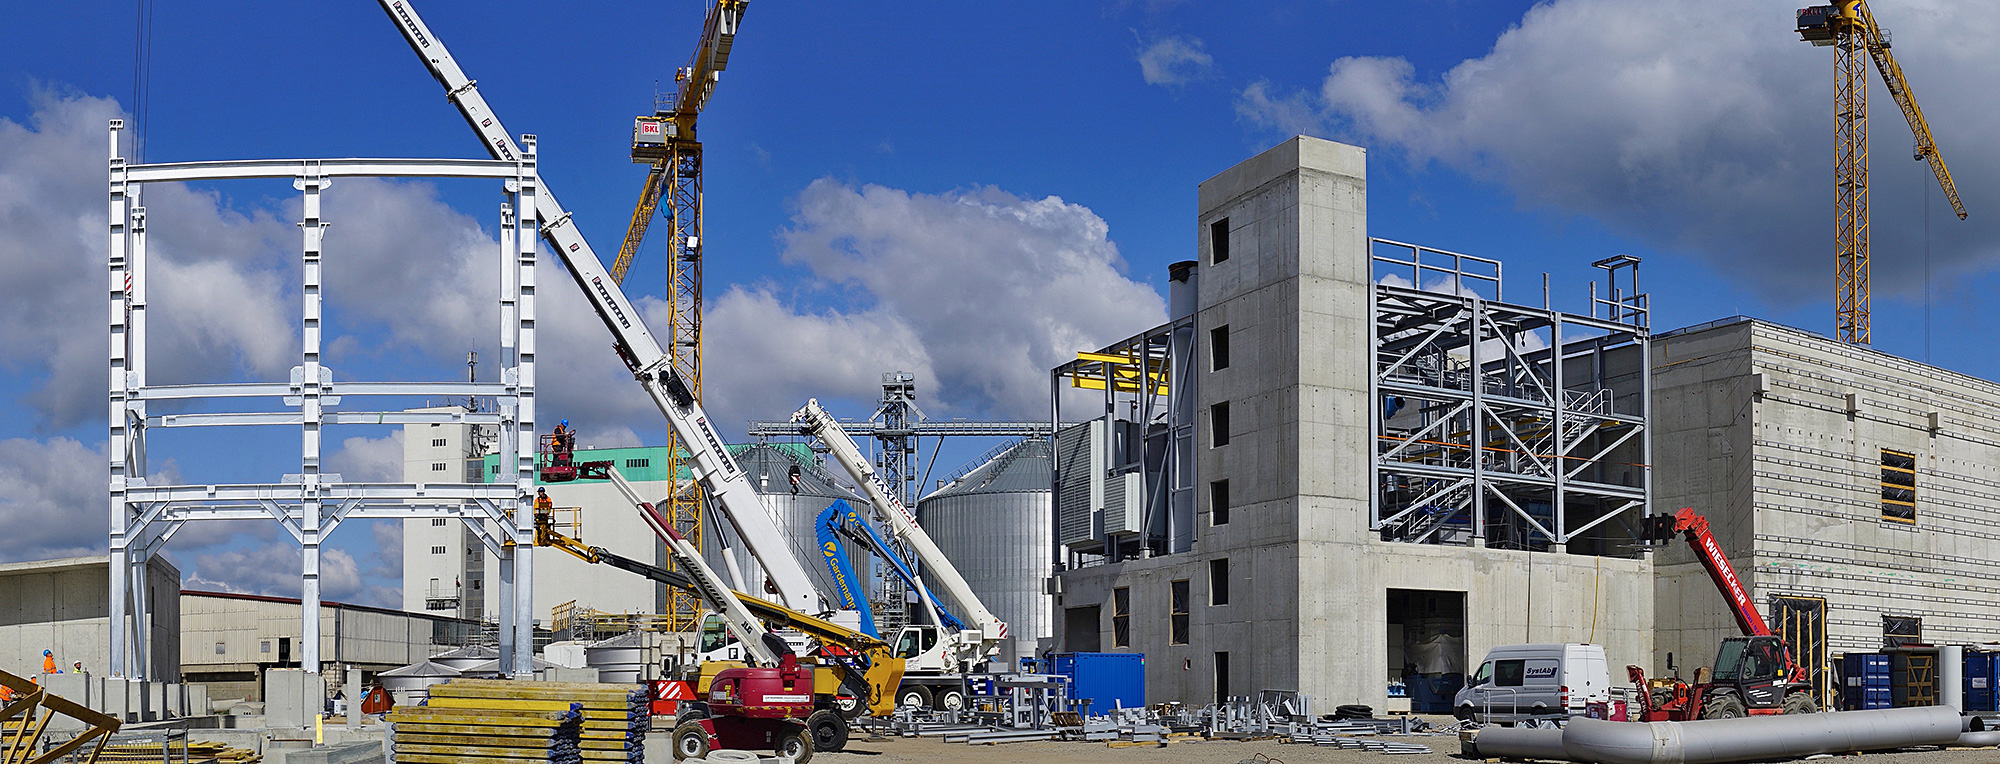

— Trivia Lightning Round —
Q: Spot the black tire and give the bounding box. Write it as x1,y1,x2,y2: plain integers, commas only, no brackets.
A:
1702,694,1746,720
936,686,967,713
806,708,848,752
673,701,711,728
897,684,933,710
671,721,711,761
775,729,813,764
830,694,864,720
1782,692,1819,715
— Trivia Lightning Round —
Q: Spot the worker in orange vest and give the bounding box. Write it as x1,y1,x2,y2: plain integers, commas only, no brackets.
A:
41,650,55,675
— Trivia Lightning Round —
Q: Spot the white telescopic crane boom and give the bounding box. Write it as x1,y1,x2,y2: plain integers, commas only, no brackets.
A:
376,0,827,616
791,399,1006,658
604,470,784,665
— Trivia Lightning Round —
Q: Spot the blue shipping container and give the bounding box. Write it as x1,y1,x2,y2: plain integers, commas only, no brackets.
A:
1842,654,1892,710
1051,652,1145,713
1967,652,1998,713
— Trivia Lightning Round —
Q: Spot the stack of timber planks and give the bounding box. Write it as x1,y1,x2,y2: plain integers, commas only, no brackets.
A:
388,679,648,764
98,741,261,763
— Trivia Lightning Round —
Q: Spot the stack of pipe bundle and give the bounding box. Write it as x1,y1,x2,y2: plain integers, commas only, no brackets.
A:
407,679,649,763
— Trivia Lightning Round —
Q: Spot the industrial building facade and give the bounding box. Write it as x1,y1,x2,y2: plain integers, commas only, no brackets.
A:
1053,137,1655,710
1651,317,2000,693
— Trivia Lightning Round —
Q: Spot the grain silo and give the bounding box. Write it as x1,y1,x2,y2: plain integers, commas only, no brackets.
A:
916,439,1052,663
699,444,866,609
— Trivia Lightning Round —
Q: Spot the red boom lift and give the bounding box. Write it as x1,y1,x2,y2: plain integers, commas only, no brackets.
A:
1628,507,1819,720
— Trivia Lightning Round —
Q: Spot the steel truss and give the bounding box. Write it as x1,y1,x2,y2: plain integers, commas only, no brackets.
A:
107,121,545,678
1369,240,1651,554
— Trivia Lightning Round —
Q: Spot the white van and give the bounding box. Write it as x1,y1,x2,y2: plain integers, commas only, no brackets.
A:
1454,644,1610,725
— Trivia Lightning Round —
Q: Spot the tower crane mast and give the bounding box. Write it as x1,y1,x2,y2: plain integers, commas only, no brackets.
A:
1797,0,1966,345
619,0,748,630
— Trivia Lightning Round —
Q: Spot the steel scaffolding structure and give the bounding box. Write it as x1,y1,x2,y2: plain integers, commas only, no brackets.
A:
1369,239,1651,554
106,121,545,678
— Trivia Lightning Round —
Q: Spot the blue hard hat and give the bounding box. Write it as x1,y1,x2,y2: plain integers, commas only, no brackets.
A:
560,419,568,428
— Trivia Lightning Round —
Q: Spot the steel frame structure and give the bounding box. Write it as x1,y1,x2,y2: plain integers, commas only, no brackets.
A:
106,121,545,678
1368,239,1651,553
1049,314,1194,562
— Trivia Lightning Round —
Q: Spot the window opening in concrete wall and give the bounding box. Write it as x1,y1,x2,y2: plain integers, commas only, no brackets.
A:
1209,559,1229,605
431,518,447,526
1113,587,1131,648
432,438,447,447
1215,651,1231,704
215,642,225,655
1066,605,1102,652
1211,480,1230,525
1880,449,1916,523
432,462,447,472
1387,588,1467,713
1211,403,1230,447
1211,326,1230,370
1884,614,1923,648
626,458,650,468
431,546,446,555
1171,579,1190,644
1210,218,1229,264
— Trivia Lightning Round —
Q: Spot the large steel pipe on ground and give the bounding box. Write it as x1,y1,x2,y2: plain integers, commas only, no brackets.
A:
1461,726,1567,760
1563,707,1962,764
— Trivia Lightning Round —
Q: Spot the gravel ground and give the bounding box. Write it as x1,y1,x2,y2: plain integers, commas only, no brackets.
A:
644,729,2000,764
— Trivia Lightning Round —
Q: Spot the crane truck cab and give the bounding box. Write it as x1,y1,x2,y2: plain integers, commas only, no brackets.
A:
1455,644,1611,726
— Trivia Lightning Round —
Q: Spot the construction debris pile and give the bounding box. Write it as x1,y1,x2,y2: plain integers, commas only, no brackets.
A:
388,679,648,763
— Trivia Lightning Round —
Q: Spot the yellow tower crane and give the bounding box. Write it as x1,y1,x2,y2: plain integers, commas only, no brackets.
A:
620,0,747,630
1796,1,1965,345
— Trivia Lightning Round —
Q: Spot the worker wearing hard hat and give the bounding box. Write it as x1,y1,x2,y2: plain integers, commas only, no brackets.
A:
534,487,553,512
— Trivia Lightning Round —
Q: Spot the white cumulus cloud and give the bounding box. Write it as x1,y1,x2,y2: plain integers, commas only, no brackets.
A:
1239,0,2000,302
1138,35,1213,86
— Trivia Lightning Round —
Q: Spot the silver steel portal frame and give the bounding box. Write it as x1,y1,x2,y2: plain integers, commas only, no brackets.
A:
106,120,545,678
1369,239,1651,554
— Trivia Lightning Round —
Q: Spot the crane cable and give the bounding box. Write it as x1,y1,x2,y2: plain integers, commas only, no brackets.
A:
129,0,155,165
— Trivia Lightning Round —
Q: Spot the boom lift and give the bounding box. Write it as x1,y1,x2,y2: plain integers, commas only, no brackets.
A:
1628,507,1818,720
534,469,901,755
788,400,1008,710
375,0,832,618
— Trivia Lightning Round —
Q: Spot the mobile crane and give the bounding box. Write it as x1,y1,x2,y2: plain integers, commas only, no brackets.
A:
534,469,900,755
375,0,833,620
1628,507,1818,720
788,400,1008,711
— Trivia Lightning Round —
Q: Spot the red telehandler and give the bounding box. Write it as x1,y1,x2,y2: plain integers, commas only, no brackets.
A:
1628,507,1819,720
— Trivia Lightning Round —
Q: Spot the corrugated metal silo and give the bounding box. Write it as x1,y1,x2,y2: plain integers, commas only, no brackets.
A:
916,439,1052,663
700,443,865,606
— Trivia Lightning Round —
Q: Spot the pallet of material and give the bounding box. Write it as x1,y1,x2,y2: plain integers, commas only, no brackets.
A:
97,741,262,764
391,678,649,764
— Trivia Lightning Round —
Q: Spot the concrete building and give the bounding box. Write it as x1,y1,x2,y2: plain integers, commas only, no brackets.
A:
179,590,479,701
1651,317,2000,698
1053,136,1655,711
399,407,498,618
0,556,180,681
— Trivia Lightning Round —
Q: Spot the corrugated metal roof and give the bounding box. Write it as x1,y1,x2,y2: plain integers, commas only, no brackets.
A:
922,439,1050,499
736,443,862,499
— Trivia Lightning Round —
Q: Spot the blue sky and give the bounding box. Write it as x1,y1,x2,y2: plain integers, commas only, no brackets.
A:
2,0,1996,607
